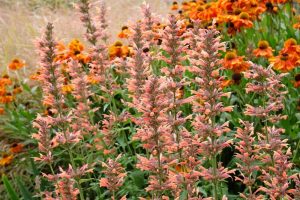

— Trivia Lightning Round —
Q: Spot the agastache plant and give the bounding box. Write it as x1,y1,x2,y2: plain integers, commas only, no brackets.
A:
243,64,294,199
126,21,151,107
190,26,234,200
133,76,173,198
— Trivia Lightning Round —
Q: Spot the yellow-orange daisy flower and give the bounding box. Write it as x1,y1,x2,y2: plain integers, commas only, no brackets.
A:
253,40,273,58
0,154,13,166
8,59,25,70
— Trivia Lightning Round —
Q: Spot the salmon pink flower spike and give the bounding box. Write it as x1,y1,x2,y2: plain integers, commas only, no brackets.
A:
77,0,99,45
95,1,109,43
36,23,65,114
126,21,151,107
244,63,293,198
141,3,159,45
244,64,287,123
259,150,293,200
133,76,173,197
68,60,96,135
190,26,233,199
235,120,261,199
160,14,187,78
32,115,54,163
55,179,79,200
99,155,126,195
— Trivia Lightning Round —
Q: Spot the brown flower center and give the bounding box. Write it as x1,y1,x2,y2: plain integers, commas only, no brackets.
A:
295,74,300,81
258,40,269,49
239,12,250,20
225,52,237,60
114,41,123,47
234,9,242,15
280,53,289,60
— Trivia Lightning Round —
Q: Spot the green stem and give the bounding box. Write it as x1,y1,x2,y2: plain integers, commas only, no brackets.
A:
212,153,219,200
293,139,300,162
67,147,85,200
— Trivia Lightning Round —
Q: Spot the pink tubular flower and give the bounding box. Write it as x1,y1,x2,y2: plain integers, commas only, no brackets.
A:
43,164,93,200
100,155,126,193
244,63,293,199
160,15,187,78
141,3,159,45
190,25,233,199
55,179,79,200
95,1,109,43
244,64,287,123
36,23,64,114
199,164,235,182
289,174,300,198
259,150,293,200
32,115,53,163
133,76,173,196
68,60,96,136
126,21,151,107
77,0,99,45
235,120,261,199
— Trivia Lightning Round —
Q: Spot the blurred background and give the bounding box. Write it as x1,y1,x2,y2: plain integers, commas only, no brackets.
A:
0,0,170,73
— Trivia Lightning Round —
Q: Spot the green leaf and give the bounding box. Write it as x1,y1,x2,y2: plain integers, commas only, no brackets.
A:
179,190,188,200
130,171,146,188
16,177,34,200
2,175,20,200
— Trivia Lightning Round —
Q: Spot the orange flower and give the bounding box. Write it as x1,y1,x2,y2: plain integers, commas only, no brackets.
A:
171,2,179,10
87,74,101,85
10,143,23,154
294,73,300,88
223,51,250,73
0,75,12,87
62,84,74,94
0,154,13,166
281,38,300,56
0,93,13,104
293,16,300,29
68,39,84,55
269,53,298,72
13,85,22,95
182,1,190,11
30,71,41,81
232,12,253,30
8,59,25,70
0,107,4,115
109,41,132,60
74,53,90,64
294,22,300,29
118,26,131,39
56,41,66,52
253,40,273,58
222,79,232,88
0,87,6,96
175,86,184,99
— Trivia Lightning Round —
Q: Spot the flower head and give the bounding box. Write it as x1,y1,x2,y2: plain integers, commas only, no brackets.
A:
8,58,25,70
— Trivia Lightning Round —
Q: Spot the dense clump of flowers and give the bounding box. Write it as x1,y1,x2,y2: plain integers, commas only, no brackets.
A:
126,21,151,107
235,120,262,200
35,23,65,113
5,1,300,199
244,64,293,199
190,26,234,199
133,76,174,197
99,155,126,199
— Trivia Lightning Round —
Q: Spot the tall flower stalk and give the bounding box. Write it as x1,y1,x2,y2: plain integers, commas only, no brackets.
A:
235,120,262,199
161,14,189,156
244,64,293,199
126,21,151,107
133,76,173,198
190,26,234,200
